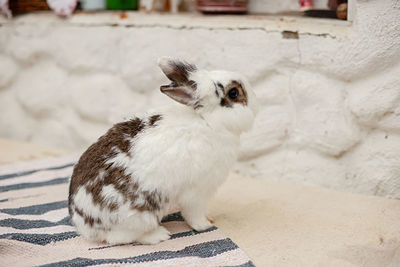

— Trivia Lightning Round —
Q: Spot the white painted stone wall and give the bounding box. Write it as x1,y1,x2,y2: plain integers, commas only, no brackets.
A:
0,0,399,198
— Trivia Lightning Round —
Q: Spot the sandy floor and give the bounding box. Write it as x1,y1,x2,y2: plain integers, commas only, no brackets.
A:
1,138,400,266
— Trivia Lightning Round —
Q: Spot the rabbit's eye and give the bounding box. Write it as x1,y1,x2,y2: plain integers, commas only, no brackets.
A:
228,88,239,100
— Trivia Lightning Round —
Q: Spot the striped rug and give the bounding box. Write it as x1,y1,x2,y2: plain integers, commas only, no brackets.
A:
0,155,254,267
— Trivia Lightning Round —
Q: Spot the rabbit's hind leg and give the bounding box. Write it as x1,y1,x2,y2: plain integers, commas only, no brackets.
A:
104,210,169,245
103,229,141,245
137,225,171,245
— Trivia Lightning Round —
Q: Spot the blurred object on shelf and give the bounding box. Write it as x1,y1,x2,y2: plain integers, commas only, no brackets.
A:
196,0,248,14
303,9,336,18
47,0,77,16
328,0,339,9
9,0,50,15
139,0,155,12
2,0,77,17
139,0,181,13
299,0,313,11
80,0,106,10
0,0,12,18
303,0,347,20
107,0,137,10
336,2,347,19
165,0,181,13
328,0,348,19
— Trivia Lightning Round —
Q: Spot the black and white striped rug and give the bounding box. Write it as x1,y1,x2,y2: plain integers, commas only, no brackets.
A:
0,155,254,266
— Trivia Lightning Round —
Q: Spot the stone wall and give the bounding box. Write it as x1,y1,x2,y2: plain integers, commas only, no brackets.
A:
0,0,399,198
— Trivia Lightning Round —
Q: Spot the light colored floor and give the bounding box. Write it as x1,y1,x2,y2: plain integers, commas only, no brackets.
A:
0,138,72,164
1,138,400,266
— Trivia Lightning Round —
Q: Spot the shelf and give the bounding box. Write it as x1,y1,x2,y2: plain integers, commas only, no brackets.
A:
0,11,352,38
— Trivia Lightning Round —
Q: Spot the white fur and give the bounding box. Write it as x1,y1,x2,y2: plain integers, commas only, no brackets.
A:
70,59,258,244
73,185,161,244
101,185,124,206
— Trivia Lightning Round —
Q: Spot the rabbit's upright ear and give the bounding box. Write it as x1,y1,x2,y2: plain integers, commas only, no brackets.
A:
158,57,197,83
158,57,198,106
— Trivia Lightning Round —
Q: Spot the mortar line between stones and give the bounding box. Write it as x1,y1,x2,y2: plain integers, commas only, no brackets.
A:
0,22,338,38
281,30,303,180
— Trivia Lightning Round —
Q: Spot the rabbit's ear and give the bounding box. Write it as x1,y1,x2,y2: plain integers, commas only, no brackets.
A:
160,83,196,106
158,57,198,106
158,57,197,83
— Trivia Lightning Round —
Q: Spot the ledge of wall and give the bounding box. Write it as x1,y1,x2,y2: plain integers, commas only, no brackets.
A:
0,11,351,37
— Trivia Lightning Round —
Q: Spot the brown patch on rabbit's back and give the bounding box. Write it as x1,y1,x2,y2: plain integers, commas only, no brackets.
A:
69,115,166,224
69,118,146,197
112,118,146,153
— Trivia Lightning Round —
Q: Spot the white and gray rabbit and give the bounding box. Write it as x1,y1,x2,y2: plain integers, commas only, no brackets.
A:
68,57,258,245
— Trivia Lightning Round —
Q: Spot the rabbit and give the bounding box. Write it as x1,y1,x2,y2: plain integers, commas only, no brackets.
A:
68,57,258,245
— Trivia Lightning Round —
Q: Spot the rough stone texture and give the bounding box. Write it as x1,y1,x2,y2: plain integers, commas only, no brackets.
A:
68,74,148,123
341,131,400,199
348,64,400,133
14,60,69,118
289,70,361,156
0,0,399,198
0,55,17,89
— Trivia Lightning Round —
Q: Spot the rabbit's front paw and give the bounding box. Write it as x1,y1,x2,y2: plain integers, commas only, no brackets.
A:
187,217,213,232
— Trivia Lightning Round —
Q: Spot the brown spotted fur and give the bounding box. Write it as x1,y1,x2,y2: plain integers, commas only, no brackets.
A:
74,206,102,227
68,115,165,226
